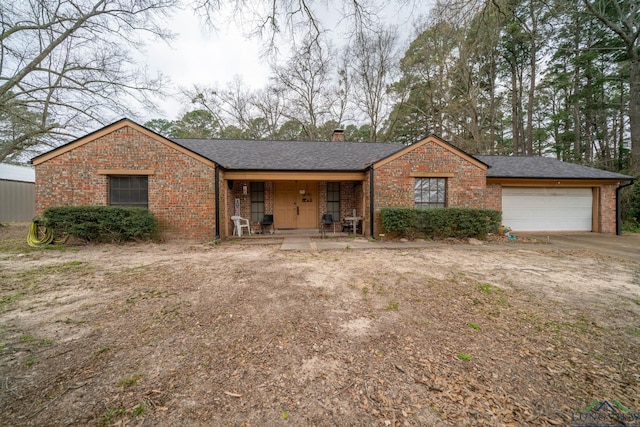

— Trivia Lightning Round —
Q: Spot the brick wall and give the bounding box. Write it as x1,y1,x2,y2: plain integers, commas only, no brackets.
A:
318,181,361,231
372,140,487,235
35,125,216,240
485,184,502,211
225,180,275,234
599,184,617,234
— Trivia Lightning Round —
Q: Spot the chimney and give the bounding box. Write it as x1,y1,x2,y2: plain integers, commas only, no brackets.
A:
331,128,345,142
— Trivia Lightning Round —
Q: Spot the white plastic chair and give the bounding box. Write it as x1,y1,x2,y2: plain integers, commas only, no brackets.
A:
231,215,251,237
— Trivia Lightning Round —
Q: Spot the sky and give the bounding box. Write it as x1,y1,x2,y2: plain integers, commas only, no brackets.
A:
139,1,434,123
141,7,272,121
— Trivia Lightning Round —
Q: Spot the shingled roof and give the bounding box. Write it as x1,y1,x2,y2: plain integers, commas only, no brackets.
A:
171,138,404,171
29,117,634,182
475,155,632,180
173,137,633,180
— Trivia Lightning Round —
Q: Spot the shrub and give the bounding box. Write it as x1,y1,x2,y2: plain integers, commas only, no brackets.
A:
380,207,501,239
623,180,640,231
43,206,158,242
380,208,417,233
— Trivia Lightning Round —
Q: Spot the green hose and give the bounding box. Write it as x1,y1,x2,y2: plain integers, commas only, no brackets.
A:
27,219,68,247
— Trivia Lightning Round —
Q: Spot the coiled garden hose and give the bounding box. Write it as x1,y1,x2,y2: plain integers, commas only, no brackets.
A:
27,220,68,247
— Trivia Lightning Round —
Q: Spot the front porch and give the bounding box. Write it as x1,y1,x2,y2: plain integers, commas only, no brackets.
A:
223,175,367,239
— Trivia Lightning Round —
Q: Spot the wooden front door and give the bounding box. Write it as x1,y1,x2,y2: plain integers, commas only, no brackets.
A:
274,181,318,229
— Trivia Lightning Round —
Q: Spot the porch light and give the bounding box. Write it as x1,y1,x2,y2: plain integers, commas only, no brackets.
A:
299,189,306,195
242,184,248,195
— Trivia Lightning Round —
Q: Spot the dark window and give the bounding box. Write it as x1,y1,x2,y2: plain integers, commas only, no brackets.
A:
250,182,265,223
326,182,340,220
414,178,446,209
109,176,148,208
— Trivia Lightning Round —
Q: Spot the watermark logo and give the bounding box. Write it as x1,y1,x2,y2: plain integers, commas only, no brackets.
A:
571,400,640,427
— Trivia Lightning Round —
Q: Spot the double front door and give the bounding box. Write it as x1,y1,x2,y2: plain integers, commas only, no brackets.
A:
274,181,318,229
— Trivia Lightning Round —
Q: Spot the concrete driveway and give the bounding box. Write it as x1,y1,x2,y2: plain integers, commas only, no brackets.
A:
519,232,640,262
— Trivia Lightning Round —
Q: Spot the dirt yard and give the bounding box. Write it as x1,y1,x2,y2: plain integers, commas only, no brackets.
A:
1,223,639,426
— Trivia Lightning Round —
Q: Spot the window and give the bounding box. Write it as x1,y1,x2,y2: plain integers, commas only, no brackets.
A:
250,182,265,222
109,176,148,208
326,182,340,220
414,178,446,209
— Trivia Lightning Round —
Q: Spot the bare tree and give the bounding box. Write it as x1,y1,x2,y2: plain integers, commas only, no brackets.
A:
0,0,176,162
271,36,336,140
348,27,399,141
194,0,393,53
252,86,286,139
190,77,254,134
190,77,288,139
331,53,351,130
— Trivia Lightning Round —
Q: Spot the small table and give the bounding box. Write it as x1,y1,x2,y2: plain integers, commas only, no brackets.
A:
344,216,362,235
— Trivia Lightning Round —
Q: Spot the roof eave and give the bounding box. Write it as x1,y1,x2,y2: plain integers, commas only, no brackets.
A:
31,118,216,168
222,168,368,173
487,175,632,180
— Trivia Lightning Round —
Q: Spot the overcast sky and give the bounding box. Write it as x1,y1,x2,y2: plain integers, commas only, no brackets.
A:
140,7,270,122
139,2,434,123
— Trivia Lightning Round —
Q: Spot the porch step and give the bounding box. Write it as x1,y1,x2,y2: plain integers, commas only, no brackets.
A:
280,236,314,250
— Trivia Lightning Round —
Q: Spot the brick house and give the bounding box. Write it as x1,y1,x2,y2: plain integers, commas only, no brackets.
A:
31,119,633,239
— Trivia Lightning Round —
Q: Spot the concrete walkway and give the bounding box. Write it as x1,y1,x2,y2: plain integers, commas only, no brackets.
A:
280,236,443,251
279,233,640,261
280,236,315,250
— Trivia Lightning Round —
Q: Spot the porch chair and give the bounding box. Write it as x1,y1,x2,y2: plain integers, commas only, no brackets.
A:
231,215,251,237
320,213,336,237
260,214,275,234
342,218,362,234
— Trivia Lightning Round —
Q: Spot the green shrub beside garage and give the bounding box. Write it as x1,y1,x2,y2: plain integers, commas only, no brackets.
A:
380,207,501,239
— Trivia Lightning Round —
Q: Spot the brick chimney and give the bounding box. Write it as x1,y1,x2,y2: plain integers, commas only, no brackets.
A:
331,129,345,142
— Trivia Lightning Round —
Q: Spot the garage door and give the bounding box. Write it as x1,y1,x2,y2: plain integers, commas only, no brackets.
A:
502,187,593,231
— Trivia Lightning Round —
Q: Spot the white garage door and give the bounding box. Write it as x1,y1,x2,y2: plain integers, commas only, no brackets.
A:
502,187,593,231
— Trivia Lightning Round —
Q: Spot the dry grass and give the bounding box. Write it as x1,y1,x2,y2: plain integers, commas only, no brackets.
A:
0,223,639,426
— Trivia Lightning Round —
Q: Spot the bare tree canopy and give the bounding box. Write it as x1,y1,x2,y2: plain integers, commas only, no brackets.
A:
193,0,414,51
0,0,177,162
348,27,400,141
0,0,423,162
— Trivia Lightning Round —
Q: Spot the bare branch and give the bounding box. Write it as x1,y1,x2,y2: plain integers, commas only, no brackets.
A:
0,0,177,162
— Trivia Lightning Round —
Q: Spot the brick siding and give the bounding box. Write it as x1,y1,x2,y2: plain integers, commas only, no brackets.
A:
599,184,617,234
485,184,502,211
35,126,216,240
372,140,487,235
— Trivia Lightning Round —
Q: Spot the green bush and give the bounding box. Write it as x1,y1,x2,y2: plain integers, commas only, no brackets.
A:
42,206,158,242
380,207,501,239
380,208,417,232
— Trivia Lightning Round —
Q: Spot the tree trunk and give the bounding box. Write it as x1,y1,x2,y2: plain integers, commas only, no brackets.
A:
618,81,626,170
525,0,538,156
629,49,640,174
511,60,520,155
489,54,497,155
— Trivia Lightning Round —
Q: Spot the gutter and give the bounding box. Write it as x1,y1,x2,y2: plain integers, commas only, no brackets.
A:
369,165,375,238
616,178,636,235
215,163,220,241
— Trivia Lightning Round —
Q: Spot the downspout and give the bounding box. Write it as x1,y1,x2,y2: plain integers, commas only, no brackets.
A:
616,178,635,235
369,165,375,238
215,163,221,241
